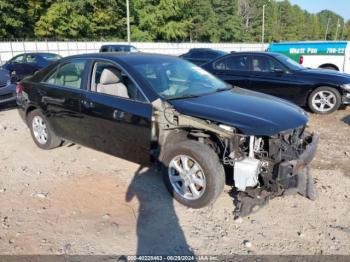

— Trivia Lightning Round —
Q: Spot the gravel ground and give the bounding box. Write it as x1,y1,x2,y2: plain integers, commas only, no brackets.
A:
0,104,349,256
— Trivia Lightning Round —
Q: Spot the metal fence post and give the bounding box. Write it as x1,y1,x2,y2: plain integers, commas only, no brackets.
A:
46,39,49,52
22,40,26,53
10,41,14,57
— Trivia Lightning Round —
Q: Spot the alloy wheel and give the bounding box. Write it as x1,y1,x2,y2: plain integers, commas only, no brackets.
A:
311,90,336,112
168,155,206,200
32,116,48,145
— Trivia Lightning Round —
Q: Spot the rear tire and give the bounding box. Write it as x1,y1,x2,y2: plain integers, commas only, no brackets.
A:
162,140,225,208
308,86,341,114
28,109,62,149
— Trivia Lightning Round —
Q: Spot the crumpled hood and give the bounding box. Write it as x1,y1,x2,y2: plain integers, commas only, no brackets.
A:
169,88,308,136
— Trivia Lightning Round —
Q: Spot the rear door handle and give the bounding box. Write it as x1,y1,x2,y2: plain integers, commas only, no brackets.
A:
113,109,125,120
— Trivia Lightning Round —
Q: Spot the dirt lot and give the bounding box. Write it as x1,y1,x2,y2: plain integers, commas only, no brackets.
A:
0,105,349,256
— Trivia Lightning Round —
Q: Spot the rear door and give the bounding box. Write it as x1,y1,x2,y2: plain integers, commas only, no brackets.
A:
209,54,251,88
40,58,88,143
79,60,152,165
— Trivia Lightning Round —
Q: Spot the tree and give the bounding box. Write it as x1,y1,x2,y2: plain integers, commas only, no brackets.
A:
131,0,191,41
0,1,28,39
35,0,126,40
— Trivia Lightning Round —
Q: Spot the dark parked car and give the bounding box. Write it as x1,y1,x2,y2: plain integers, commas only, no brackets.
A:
2,53,61,81
99,44,138,53
202,52,350,114
17,53,318,214
179,48,228,66
0,68,16,105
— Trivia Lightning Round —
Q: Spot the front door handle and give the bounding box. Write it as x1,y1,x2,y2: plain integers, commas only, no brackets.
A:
81,100,95,109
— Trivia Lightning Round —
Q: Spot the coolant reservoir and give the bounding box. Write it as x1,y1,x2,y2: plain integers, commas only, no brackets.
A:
234,158,260,191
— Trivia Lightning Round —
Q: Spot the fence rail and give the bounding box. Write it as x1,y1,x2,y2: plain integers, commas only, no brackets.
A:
0,41,268,63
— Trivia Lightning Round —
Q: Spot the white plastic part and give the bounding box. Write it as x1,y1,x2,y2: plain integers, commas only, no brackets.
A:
249,136,254,158
234,158,260,191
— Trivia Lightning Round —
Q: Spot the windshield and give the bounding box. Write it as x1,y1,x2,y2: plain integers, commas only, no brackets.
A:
132,59,230,100
276,54,304,70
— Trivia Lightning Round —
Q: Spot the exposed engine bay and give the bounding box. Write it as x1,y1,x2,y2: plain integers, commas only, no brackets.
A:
152,99,318,216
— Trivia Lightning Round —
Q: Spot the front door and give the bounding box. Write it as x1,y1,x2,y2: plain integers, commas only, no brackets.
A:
248,55,305,104
79,60,152,165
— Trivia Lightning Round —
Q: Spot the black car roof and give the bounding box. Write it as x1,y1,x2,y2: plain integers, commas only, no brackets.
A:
14,52,59,56
225,51,281,57
59,52,179,64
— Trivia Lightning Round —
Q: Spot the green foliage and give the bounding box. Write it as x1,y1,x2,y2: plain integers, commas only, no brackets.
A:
0,0,349,41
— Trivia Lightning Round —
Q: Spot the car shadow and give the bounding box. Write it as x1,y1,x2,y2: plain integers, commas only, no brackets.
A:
125,165,196,258
342,115,350,125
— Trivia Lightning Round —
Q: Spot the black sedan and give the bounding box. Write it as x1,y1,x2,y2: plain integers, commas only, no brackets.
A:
2,52,61,81
17,53,317,213
202,52,350,114
179,48,228,66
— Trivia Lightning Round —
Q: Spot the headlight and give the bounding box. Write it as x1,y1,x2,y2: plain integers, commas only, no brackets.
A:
341,84,350,91
6,79,11,86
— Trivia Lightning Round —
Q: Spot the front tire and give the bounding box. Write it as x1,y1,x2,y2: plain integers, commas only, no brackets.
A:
162,140,225,208
28,109,62,149
308,86,341,114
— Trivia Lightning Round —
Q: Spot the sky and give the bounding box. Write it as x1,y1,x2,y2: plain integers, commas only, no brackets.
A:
288,0,350,20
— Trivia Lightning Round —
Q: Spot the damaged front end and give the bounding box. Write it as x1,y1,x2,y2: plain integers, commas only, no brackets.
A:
152,99,318,216
227,128,318,216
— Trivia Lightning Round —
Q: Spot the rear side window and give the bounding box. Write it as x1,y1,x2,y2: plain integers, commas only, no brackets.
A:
10,55,25,64
45,60,86,89
100,46,109,52
25,54,37,63
214,55,249,71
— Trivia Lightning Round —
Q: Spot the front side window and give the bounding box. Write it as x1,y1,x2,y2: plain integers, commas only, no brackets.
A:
251,56,285,72
132,58,229,100
45,60,86,89
91,61,146,102
214,55,249,71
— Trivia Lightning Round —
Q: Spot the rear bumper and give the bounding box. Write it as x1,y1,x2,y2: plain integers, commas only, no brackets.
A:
0,84,16,104
276,133,319,199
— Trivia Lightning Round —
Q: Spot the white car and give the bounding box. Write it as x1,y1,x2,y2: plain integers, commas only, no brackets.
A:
269,41,350,73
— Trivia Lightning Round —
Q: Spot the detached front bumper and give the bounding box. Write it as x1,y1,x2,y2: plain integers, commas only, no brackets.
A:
276,133,319,200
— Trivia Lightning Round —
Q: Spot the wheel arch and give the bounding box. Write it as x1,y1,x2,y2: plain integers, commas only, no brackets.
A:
158,128,224,163
25,105,38,124
318,63,339,71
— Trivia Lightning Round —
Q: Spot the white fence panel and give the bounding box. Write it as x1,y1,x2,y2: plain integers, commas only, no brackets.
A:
0,41,268,63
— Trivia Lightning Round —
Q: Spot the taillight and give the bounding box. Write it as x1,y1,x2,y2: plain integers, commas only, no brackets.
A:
16,83,23,99
299,56,304,65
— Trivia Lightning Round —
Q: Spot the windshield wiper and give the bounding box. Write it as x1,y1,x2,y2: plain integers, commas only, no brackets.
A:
216,86,232,92
167,94,202,100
